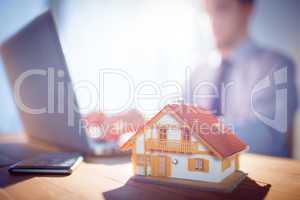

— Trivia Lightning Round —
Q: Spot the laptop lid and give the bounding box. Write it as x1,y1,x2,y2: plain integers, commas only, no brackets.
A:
0,11,91,153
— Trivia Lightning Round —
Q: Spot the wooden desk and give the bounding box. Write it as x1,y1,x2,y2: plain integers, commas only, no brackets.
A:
0,134,300,200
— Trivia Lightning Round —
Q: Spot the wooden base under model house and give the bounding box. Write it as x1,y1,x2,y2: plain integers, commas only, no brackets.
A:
121,104,248,190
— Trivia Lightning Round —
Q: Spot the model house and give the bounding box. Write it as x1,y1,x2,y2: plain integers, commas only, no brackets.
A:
121,104,248,183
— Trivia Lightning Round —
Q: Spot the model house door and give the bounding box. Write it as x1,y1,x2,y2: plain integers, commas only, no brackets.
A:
151,156,171,177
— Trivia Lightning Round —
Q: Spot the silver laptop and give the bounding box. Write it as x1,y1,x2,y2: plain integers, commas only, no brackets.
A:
0,11,117,155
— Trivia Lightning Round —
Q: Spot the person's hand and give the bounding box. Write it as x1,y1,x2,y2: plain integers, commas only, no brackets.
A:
84,109,145,142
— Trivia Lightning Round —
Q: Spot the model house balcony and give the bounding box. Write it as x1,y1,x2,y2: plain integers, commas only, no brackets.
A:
145,139,200,154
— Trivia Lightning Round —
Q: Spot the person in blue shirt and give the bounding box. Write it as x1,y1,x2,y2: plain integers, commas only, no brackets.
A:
184,0,298,157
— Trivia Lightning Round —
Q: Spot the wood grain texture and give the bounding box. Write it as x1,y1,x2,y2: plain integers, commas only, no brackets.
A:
0,134,300,200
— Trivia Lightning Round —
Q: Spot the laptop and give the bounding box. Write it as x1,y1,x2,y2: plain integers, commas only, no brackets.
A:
0,11,119,157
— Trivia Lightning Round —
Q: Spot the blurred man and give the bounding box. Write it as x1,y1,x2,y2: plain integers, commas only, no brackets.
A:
185,0,298,157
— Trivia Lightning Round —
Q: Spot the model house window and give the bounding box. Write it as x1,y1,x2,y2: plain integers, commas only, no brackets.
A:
188,158,209,172
195,159,203,170
182,127,191,141
222,158,231,171
136,155,146,165
159,127,167,140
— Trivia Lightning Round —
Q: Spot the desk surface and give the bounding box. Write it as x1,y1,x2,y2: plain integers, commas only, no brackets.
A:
0,134,300,200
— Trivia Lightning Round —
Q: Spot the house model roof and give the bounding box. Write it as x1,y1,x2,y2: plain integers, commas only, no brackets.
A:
121,104,248,159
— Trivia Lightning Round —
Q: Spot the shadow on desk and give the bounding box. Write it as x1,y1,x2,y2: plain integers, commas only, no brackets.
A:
0,170,33,188
103,176,271,200
0,168,71,188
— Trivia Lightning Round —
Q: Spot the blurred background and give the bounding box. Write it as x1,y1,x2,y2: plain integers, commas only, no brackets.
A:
0,0,299,158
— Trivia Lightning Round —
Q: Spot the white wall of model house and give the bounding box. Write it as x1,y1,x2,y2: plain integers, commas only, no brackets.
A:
135,113,236,182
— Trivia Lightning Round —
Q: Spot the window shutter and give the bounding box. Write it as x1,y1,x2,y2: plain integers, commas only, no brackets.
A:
166,157,172,177
203,159,209,172
222,158,231,171
188,158,209,172
235,155,240,170
188,158,195,171
151,156,157,176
